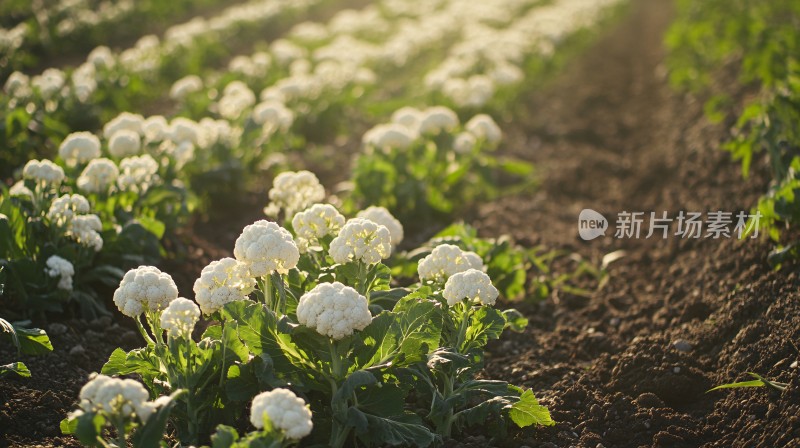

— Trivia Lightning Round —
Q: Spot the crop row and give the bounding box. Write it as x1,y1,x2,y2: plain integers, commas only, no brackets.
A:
666,0,800,263
1,0,626,445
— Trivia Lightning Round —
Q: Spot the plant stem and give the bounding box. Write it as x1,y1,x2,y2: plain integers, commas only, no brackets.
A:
219,325,227,388
328,339,343,379
330,423,351,448
356,262,369,296
261,275,274,311
438,374,455,438
455,302,471,353
135,316,154,345
114,417,126,448
327,377,350,448
184,337,199,445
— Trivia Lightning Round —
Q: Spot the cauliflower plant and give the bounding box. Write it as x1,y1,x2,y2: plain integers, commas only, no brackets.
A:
169,75,203,100
193,257,256,314
234,220,300,277
362,123,416,151
296,282,372,340
117,154,159,193
465,114,502,145
250,388,313,439
453,132,477,154
142,115,169,143
103,112,144,139
329,218,392,265
113,266,179,317
45,255,75,291
59,132,101,166
77,158,118,194
291,203,345,245
169,117,201,145
264,171,326,219
253,100,294,133
47,194,104,251
418,106,459,135
442,268,499,306
356,206,404,247
23,159,65,187
77,374,158,423
160,297,200,338
108,129,142,158
47,194,90,226
417,244,484,283
68,214,104,251
390,106,422,132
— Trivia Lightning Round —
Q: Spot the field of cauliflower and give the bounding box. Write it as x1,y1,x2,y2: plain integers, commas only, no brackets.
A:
2,0,799,447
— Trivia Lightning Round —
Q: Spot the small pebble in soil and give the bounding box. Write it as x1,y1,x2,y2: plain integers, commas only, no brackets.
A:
634,392,665,408
89,316,112,331
85,329,104,340
671,339,692,352
609,317,621,326
121,330,141,347
47,323,68,336
69,344,86,356
673,367,681,373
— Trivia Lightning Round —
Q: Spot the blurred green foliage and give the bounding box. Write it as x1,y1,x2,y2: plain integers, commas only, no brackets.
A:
666,0,800,263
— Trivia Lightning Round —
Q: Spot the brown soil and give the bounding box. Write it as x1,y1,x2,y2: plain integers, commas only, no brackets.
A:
3,0,799,447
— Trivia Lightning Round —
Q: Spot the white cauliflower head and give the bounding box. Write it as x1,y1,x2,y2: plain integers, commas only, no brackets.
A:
32,68,65,99
23,159,65,187
390,106,423,132
329,218,392,265
193,257,256,314
108,129,142,158
168,117,200,145
78,374,158,423
59,132,101,166
453,132,477,154
356,206,403,247
252,100,294,133
103,112,144,139
169,75,203,100
47,194,91,226
117,155,159,193
418,106,459,135
265,171,326,219
250,388,313,439
465,114,502,145
362,123,416,151
113,266,179,317
77,158,118,194
234,221,300,277
291,204,345,242
417,244,484,283
160,297,200,338
218,81,256,120
296,282,372,339
69,214,104,251
9,181,33,200
45,255,75,291
442,268,498,306
142,115,169,143
47,194,103,251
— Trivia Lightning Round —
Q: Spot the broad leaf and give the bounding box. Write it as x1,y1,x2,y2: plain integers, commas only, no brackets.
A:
509,389,555,427
0,361,30,377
